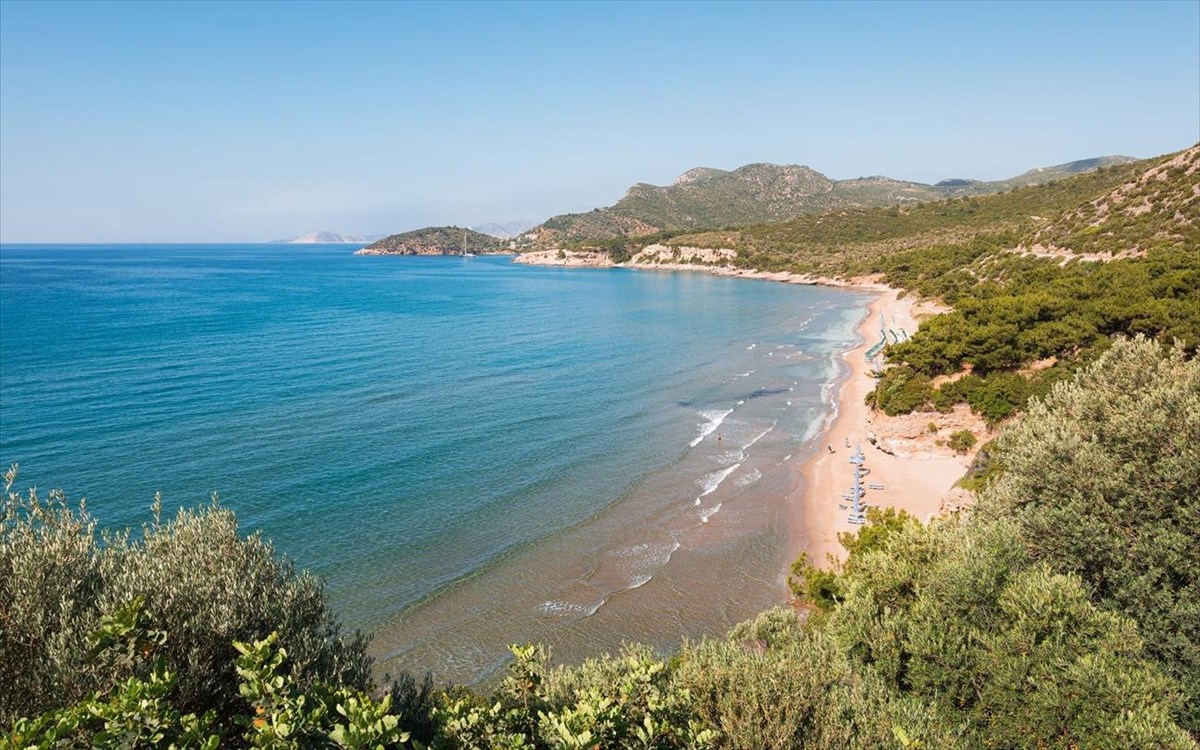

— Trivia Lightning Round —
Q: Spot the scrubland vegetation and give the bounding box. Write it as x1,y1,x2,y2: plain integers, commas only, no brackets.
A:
667,157,1153,275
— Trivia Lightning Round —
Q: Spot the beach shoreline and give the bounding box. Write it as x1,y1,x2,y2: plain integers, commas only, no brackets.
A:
512,252,979,578
788,287,974,571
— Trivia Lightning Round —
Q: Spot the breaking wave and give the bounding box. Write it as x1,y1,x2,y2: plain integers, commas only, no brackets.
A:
690,408,733,447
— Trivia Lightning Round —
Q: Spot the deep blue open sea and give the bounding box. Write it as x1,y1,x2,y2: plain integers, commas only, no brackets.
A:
0,244,869,681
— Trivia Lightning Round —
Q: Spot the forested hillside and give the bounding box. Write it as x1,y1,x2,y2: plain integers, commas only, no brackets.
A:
663,156,1153,274
356,227,503,256
529,155,1138,246
1027,143,1199,256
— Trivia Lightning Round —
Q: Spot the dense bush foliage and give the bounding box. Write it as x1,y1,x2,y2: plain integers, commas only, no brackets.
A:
981,336,1200,734
822,515,1191,748
885,247,1199,378
796,339,1199,744
860,242,1198,421
945,429,976,453
0,477,371,724
7,604,405,749
670,615,962,750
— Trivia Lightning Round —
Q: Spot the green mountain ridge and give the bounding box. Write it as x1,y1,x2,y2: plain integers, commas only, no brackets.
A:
661,150,1181,274
528,155,1140,246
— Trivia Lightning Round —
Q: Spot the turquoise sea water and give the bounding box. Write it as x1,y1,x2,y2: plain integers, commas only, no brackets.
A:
0,244,869,681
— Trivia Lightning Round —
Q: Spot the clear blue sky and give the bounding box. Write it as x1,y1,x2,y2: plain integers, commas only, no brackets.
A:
1,0,1197,242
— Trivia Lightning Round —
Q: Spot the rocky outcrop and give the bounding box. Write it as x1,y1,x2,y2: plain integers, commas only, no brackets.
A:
511,250,614,267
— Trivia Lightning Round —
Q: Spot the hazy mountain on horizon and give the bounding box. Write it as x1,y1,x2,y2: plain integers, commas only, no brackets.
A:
470,220,537,239
272,230,384,244
935,155,1139,190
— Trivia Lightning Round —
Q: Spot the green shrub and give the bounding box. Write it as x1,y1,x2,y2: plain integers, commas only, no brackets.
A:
235,633,408,749
956,440,1002,492
385,671,438,748
824,515,1193,748
8,609,408,750
788,554,842,611
673,624,963,750
789,508,918,612
869,366,934,415
980,336,1200,734
0,472,372,723
946,430,976,453
6,598,221,749
436,643,718,749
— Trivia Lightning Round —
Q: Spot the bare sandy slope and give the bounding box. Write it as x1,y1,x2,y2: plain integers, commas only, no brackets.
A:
790,289,974,569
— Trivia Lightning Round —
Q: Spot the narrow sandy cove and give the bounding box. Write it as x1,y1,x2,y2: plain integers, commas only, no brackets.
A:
792,287,972,570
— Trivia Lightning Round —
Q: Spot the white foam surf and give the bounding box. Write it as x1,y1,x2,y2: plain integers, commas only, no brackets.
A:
700,503,723,523
611,540,680,570
625,574,653,590
693,463,740,504
606,542,681,594
734,468,762,487
690,408,733,447
742,421,777,450
710,449,745,466
539,599,605,618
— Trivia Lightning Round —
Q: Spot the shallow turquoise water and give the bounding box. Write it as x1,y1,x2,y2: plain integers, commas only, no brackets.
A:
0,244,869,679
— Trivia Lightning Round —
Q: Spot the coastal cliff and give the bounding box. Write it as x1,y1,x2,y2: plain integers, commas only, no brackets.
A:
511,249,614,266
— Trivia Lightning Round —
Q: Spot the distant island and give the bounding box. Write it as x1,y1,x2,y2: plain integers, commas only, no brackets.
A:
354,226,506,256
272,230,383,244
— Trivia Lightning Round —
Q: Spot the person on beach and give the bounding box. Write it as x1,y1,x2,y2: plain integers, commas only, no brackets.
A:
828,444,834,453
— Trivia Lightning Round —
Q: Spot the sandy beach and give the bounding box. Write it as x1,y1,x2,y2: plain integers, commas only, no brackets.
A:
511,251,980,574
791,288,975,569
